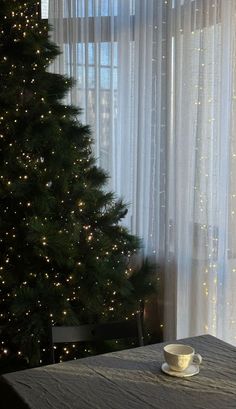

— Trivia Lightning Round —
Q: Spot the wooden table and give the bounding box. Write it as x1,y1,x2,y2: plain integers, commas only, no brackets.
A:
0,335,236,408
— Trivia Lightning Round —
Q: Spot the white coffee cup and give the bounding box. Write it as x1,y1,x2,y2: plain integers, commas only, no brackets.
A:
163,344,202,372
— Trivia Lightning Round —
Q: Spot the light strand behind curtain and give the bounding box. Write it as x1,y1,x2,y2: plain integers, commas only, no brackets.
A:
49,0,236,346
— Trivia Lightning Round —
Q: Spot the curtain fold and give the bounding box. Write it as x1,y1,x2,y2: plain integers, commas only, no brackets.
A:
49,0,236,345
165,0,236,341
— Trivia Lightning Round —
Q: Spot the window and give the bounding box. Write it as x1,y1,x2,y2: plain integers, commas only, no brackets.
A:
41,0,49,19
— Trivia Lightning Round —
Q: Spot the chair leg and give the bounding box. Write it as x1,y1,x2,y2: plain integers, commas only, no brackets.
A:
136,312,144,346
50,327,55,364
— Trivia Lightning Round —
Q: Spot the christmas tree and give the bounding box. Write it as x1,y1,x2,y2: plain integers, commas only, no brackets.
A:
0,0,156,369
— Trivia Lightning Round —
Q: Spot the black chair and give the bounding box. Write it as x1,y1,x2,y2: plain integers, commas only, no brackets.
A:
51,313,144,363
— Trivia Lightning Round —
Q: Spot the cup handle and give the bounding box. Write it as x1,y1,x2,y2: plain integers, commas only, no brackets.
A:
193,353,202,365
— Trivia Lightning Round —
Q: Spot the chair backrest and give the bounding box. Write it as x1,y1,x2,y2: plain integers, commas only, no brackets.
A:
51,313,144,363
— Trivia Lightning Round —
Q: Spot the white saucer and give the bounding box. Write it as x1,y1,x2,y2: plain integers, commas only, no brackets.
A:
161,362,199,377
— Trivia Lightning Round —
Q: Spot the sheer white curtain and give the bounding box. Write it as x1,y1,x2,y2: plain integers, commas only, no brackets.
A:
49,0,236,345
48,0,166,257
165,0,236,342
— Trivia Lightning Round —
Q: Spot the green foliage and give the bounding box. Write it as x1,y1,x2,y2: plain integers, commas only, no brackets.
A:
0,0,158,368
